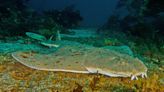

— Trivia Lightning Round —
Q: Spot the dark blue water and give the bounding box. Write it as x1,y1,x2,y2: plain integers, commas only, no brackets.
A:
27,0,119,27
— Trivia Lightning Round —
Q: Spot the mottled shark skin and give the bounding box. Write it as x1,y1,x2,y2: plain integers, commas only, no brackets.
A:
12,47,89,73
83,47,147,80
12,45,147,80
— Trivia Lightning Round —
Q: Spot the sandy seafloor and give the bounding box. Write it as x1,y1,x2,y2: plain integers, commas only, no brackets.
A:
0,55,163,92
0,30,163,91
0,47,163,92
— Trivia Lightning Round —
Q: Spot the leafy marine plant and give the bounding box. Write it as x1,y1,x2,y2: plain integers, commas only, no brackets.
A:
0,1,82,38
43,5,83,28
0,0,37,37
100,0,164,52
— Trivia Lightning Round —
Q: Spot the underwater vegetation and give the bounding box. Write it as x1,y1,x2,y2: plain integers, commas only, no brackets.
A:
98,0,164,51
43,5,83,29
0,0,83,37
0,0,30,36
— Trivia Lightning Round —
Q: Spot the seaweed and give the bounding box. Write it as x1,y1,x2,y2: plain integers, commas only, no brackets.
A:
73,83,83,92
43,5,83,28
0,1,82,37
99,0,164,54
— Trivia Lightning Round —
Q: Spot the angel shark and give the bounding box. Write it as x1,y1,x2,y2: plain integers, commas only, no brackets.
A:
12,41,147,80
